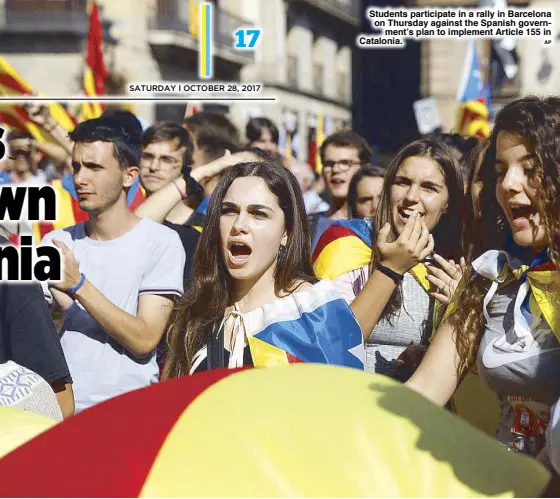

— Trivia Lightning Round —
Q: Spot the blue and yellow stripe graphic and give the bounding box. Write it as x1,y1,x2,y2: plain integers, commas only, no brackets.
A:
199,2,213,79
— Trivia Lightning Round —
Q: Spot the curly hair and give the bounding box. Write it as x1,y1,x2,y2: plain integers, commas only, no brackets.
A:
452,96,560,376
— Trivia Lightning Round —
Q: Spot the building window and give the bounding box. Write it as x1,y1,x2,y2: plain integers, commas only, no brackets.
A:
313,63,324,95
287,54,298,89
337,71,350,102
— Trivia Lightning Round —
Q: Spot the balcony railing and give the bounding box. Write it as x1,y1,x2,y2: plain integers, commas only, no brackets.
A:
313,63,324,95
1,0,88,34
293,0,361,25
150,0,255,56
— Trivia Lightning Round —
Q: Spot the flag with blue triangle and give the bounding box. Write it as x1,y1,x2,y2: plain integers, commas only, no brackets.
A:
456,41,490,138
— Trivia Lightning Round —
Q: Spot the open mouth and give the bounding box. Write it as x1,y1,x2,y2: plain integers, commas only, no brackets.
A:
509,204,539,228
228,241,252,266
330,178,345,186
397,207,423,222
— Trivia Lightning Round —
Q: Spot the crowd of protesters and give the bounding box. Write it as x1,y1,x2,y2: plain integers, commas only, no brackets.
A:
2,94,560,489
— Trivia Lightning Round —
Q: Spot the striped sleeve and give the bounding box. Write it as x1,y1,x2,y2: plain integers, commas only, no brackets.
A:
139,230,185,298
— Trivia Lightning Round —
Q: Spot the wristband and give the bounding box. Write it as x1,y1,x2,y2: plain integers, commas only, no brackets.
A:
182,166,205,198
172,179,188,200
70,273,86,295
376,263,404,283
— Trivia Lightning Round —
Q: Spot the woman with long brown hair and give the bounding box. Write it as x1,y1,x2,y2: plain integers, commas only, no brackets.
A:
163,160,364,377
406,96,560,457
313,137,465,379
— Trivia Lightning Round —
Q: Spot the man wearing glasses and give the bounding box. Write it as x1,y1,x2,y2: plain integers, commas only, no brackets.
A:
139,122,194,222
310,131,373,250
138,122,201,291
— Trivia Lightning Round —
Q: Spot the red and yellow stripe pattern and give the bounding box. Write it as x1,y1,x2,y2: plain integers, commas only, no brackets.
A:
32,179,89,242
80,1,108,121
0,56,76,141
0,365,550,497
457,99,490,139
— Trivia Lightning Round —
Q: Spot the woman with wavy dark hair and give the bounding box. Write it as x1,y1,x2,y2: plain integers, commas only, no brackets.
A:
313,138,465,379
163,160,364,377
406,96,560,457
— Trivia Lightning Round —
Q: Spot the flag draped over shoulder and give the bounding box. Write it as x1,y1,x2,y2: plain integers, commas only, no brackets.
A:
456,41,491,139
191,280,365,372
312,218,433,295
0,57,76,141
80,1,108,121
472,249,560,344
311,218,501,436
245,280,364,369
33,174,145,242
312,218,373,280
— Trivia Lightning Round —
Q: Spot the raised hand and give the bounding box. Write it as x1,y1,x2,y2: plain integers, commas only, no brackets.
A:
50,239,82,293
377,210,435,275
426,255,466,304
24,102,53,127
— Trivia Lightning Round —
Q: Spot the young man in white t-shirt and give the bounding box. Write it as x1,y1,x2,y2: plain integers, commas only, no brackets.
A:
41,118,185,412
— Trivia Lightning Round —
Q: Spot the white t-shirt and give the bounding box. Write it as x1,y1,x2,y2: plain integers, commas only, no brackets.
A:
41,218,185,412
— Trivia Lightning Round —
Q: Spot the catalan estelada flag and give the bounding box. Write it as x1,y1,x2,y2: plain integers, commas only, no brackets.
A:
312,218,433,295
191,279,364,371
456,41,491,139
0,56,76,142
312,218,373,280
33,174,145,242
471,248,560,344
0,365,550,497
80,1,108,121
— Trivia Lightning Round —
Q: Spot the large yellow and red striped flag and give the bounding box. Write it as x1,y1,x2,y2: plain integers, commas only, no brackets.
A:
0,365,550,497
0,57,76,141
80,1,108,121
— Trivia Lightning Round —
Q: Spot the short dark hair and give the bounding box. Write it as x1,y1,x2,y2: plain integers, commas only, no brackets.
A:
235,147,272,161
196,131,241,163
246,117,279,145
183,111,240,146
69,117,141,169
319,130,373,165
101,109,143,140
141,121,194,168
7,130,33,142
